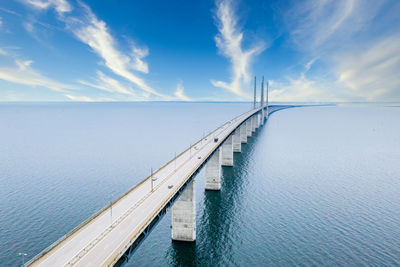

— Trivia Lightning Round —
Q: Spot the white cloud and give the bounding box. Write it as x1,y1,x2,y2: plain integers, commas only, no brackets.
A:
0,58,78,92
269,39,400,102
64,94,95,102
64,2,167,98
284,0,388,51
78,70,137,97
279,0,400,101
0,48,7,56
23,21,34,33
174,81,192,101
0,7,20,16
15,59,34,70
211,0,265,98
304,57,318,73
130,46,149,73
25,0,72,14
285,0,357,49
335,36,400,101
0,16,2,28
64,93,129,102
268,59,347,102
269,75,337,102
22,0,171,100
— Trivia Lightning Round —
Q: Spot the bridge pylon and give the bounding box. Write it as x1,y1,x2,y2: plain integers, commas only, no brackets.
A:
253,76,257,109
266,80,269,119
260,76,265,125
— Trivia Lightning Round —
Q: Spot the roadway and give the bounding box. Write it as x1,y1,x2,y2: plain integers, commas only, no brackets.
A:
27,106,285,266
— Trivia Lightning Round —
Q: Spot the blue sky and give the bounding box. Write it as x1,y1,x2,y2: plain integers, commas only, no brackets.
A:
0,0,399,102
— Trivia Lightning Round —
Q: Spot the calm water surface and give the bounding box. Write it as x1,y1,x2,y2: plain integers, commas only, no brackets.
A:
0,103,399,266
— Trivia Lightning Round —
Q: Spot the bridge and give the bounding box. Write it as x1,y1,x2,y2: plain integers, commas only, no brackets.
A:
26,77,294,266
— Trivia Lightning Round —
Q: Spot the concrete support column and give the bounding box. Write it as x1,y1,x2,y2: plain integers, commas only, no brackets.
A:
256,114,260,128
221,135,233,166
240,124,247,143
232,129,241,152
246,120,252,137
260,110,264,126
251,116,257,132
254,115,259,129
171,180,196,242
205,148,221,190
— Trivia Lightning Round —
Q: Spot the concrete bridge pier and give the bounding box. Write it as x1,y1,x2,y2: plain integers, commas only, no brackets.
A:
171,180,196,242
260,110,264,126
240,124,247,143
246,120,252,137
232,129,241,152
221,135,233,166
251,116,257,132
205,148,221,190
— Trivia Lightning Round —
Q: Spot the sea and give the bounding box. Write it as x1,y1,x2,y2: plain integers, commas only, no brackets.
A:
0,102,399,266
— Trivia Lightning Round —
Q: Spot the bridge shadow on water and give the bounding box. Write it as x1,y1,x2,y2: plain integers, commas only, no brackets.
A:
167,130,261,266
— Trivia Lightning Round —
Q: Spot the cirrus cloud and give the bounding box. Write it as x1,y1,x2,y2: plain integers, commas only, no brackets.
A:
22,0,172,100
0,57,78,92
211,0,266,98
277,0,400,102
25,0,72,15
174,81,192,101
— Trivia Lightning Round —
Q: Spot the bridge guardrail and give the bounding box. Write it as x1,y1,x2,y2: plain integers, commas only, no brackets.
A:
26,105,266,266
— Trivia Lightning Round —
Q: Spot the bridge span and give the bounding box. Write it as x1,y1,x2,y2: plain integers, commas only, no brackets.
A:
26,75,295,266
25,103,293,266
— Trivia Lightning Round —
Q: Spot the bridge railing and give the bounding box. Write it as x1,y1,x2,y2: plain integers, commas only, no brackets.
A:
25,106,263,266
110,106,263,264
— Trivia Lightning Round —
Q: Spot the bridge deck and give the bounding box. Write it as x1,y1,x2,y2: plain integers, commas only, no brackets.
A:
27,106,285,267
